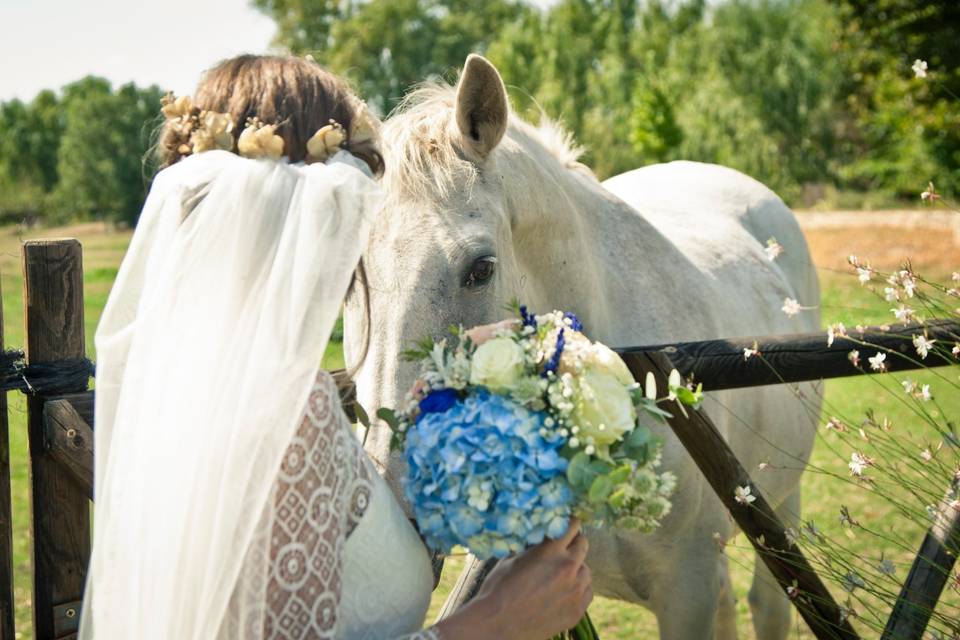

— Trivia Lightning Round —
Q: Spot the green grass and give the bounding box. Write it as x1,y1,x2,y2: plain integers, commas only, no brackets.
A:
0,222,955,638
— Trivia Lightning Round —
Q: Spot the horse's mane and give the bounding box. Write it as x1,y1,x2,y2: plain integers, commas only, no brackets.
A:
382,82,585,202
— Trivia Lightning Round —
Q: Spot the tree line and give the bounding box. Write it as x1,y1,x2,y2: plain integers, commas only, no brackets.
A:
1,0,956,227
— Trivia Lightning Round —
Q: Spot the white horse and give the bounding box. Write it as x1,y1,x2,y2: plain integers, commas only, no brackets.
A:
345,54,821,639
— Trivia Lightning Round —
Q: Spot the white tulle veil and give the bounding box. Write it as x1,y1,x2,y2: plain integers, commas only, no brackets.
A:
81,150,382,639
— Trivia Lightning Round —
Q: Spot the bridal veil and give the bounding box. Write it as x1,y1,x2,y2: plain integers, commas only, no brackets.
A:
81,150,381,639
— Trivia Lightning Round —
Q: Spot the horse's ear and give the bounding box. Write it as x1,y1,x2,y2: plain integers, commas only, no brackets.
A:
454,54,508,161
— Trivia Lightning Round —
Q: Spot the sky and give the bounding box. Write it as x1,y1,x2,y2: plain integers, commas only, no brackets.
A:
0,0,568,103
0,0,279,102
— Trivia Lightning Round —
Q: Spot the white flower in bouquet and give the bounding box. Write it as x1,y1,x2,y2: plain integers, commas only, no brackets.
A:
573,369,637,447
585,342,635,386
470,337,525,392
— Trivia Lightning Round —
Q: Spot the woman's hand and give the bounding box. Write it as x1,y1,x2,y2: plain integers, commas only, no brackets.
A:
434,519,593,640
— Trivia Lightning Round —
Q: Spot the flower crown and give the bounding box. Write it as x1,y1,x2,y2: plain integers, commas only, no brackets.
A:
161,92,378,163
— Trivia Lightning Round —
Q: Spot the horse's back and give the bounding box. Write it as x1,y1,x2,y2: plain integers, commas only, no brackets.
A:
602,160,819,321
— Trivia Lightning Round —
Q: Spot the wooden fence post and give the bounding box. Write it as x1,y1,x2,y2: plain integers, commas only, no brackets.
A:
23,240,89,640
881,476,960,640
0,277,15,640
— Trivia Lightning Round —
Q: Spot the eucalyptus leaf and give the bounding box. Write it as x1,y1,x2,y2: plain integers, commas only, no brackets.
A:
354,402,371,428
376,407,399,430
566,452,592,488
588,475,614,503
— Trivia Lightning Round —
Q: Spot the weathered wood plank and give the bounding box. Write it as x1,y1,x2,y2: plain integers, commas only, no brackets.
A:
626,351,859,640
23,239,91,640
617,320,958,391
333,322,960,421
881,476,960,640
0,277,14,640
43,400,93,500
50,392,93,428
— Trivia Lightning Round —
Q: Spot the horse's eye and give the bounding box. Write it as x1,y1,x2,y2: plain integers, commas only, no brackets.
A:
464,256,497,289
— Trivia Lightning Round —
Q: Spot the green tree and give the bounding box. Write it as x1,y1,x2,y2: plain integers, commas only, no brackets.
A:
54,79,164,225
836,0,960,195
253,0,530,112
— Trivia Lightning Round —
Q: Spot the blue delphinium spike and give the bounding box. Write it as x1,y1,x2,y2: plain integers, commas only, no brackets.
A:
519,304,537,329
564,311,583,332
542,328,565,378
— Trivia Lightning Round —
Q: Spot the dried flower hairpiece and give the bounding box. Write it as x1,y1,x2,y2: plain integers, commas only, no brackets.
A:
161,92,380,164
161,92,235,157
306,120,346,162
237,118,285,160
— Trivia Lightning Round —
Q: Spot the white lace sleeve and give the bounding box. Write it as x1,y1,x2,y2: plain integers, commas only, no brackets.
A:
221,372,441,640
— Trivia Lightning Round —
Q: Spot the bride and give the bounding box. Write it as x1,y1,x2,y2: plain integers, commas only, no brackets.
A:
80,54,592,639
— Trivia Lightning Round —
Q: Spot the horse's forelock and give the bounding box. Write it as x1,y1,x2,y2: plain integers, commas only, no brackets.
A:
382,83,477,203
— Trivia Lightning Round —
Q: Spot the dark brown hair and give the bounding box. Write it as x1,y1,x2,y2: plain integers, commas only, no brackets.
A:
158,54,382,175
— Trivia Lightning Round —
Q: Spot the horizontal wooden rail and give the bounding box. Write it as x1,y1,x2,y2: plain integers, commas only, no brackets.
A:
43,398,93,500
616,320,958,391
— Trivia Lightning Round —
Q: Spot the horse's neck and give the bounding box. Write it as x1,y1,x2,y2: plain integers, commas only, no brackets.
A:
508,164,680,340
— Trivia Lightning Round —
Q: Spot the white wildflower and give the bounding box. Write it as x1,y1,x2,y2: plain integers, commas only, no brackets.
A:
786,581,800,599
784,527,799,546
920,447,933,462
857,267,872,284
644,371,657,401
848,350,860,367
827,323,846,347
868,352,887,371
884,287,899,302
920,384,932,402
913,334,935,359
782,298,801,317
877,558,896,577
734,485,756,506
764,237,784,261
849,451,873,476
825,417,847,431
892,305,915,322
743,346,759,360
912,59,928,78
842,571,866,593
902,379,917,394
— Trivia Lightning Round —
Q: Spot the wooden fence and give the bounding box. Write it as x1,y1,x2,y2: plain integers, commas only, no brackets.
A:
0,238,956,639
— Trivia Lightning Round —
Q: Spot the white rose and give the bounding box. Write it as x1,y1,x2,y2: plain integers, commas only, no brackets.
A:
470,337,525,392
584,342,634,386
573,369,637,446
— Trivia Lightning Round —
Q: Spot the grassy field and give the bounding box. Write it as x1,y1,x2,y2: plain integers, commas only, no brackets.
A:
0,214,956,638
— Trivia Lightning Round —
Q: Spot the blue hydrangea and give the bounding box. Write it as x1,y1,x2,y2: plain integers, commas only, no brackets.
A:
404,390,572,559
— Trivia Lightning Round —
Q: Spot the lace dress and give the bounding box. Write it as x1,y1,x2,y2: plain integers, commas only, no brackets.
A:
222,371,440,639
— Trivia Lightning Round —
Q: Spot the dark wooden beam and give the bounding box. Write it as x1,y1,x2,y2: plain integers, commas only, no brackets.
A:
23,239,90,640
625,351,859,639
881,476,960,640
43,399,93,500
617,320,958,391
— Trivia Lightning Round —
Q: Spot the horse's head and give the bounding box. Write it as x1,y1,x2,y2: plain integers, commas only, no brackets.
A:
345,55,599,483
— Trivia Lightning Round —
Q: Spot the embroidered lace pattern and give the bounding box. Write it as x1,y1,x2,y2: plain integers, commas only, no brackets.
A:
221,371,440,639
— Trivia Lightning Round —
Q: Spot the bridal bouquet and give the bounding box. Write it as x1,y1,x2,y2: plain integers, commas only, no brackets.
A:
383,306,694,637
384,305,694,556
